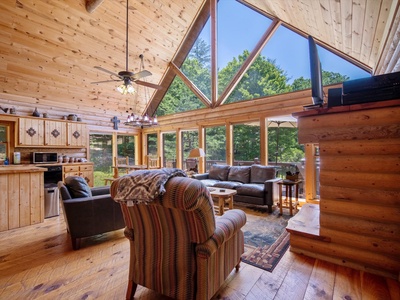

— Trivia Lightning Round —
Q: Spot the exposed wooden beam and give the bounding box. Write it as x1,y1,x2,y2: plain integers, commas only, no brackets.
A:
169,62,212,108
85,0,105,13
210,0,218,107
216,18,281,107
146,0,212,117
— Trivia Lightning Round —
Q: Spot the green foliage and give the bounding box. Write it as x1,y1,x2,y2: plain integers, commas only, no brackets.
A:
93,170,113,187
233,124,260,161
154,38,353,164
147,133,158,155
268,127,304,163
205,126,226,161
223,52,292,103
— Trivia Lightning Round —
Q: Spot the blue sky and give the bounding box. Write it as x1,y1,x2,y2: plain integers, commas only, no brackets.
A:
199,0,370,84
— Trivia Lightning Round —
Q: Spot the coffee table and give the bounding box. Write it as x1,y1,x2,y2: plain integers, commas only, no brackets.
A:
208,188,237,215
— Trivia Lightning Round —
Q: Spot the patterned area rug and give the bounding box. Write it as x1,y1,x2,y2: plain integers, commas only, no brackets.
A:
237,204,292,272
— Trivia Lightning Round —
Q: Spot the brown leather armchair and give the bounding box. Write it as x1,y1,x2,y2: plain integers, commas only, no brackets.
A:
111,175,247,300
58,176,125,250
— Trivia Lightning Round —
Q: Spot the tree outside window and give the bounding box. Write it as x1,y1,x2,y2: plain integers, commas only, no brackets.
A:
205,126,226,171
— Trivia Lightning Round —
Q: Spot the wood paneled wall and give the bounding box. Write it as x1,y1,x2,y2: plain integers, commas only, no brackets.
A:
291,100,400,280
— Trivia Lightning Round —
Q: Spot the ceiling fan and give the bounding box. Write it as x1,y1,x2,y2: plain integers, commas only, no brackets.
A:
91,0,162,93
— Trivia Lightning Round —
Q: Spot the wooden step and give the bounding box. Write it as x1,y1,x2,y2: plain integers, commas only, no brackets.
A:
286,203,330,242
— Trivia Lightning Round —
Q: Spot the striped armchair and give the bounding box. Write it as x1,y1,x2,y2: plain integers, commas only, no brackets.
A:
111,175,246,300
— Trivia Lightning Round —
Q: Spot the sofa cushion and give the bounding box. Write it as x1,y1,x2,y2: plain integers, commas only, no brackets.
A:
213,181,243,189
250,165,275,183
236,183,265,198
228,166,251,183
65,176,92,198
208,164,230,181
200,179,221,187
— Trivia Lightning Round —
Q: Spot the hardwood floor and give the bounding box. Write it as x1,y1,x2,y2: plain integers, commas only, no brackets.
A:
0,212,399,300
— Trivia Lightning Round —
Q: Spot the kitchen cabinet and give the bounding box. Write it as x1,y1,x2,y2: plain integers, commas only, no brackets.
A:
67,122,88,147
63,163,94,187
44,120,67,146
18,117,87,148
18,117,44,146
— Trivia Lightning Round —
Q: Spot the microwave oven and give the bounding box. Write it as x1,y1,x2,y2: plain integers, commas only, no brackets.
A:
33,152,58,164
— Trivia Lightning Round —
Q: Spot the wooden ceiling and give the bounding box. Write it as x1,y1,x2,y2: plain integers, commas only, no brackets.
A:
0,0,399,128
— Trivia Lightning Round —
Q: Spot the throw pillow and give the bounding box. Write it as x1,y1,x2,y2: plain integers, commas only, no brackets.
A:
65,176,92,198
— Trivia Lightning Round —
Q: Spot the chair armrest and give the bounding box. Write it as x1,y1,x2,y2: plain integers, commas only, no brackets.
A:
91,186,110,196
196,209,246,258
192,173,209,180
264,178,281,206
62,194,113,205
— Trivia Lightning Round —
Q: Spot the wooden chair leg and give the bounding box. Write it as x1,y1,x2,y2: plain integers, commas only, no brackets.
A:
235,258,241,272
126,280,137,300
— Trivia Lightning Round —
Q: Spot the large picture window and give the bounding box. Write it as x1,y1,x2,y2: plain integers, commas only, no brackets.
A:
205,126,226,171
233,122,260,165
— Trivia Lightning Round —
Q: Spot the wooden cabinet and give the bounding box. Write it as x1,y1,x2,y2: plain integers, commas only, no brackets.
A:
63,163,94,187
18,117,44,146
18,117,87,148
44,120,67,146
0,166,45,232
79,164,94,187
67,122,88,147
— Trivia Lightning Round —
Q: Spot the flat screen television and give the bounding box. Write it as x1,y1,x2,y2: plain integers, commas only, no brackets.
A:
308,36,324,105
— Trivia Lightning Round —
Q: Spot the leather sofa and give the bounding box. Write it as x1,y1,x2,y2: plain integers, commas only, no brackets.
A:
193,164,280,212
58,176,125,250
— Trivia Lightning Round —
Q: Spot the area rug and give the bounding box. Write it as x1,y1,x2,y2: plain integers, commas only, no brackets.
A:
237,204,292,272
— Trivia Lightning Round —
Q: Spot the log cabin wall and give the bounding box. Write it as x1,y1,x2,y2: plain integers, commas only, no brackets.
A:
291,100,400,280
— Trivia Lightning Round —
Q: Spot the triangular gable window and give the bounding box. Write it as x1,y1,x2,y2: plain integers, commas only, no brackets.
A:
156,0,370,115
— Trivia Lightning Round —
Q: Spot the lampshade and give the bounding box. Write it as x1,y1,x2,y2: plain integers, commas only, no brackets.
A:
188,148,205,158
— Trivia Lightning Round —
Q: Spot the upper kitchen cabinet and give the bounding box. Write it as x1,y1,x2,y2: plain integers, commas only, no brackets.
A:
18,117,88,148
45,120,68,146
67,122,88,147
18,117,45,146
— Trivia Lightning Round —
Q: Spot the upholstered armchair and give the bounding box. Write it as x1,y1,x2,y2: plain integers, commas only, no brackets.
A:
58,176,125,250
111,173,247,300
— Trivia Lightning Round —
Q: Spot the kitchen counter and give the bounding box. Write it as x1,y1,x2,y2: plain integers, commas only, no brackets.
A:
0,165,46,232
0,165,47,174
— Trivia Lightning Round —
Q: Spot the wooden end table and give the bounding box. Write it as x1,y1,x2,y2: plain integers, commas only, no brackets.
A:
278,180,302,216
208,188,237,216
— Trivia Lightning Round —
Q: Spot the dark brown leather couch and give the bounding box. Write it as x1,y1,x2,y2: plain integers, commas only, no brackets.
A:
58,176,125,250
193,164,280,212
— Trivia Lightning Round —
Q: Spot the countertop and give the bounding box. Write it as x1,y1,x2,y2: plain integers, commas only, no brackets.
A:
0,165,47,174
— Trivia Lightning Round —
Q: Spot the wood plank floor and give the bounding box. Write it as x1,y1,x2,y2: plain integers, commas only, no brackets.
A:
0,212,399,300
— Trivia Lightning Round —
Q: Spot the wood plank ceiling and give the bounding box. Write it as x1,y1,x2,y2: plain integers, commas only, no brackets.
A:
0,0,399,129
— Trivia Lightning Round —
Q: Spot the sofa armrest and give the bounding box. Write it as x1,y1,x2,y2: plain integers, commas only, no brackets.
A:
91,186,110,196
196,209,246,258
192,173,209,180
264,178,281,207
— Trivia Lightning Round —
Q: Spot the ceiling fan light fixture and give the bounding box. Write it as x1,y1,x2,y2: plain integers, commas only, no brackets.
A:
117,80,135,95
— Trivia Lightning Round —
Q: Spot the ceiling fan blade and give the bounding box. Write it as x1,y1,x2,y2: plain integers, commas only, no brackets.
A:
94,66,122,78
91,79,122,84
131,70,152,80
135,80,163,90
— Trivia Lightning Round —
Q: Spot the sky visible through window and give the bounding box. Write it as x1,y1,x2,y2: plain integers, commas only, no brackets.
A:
202,0,370,84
